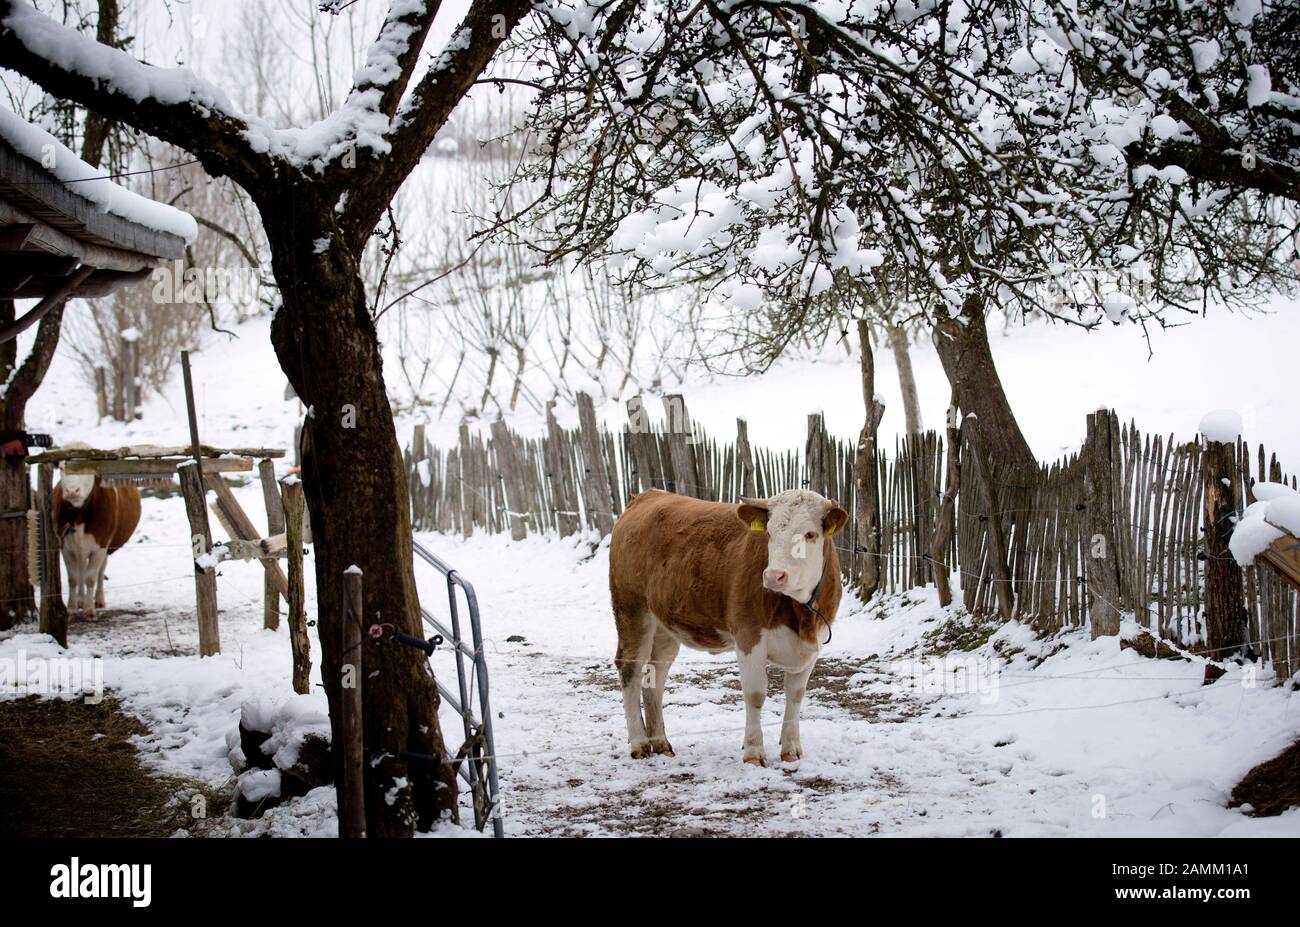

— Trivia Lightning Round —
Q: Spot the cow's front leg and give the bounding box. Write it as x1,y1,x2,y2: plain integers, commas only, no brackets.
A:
85,548,107,618
62,548,83,612
780,659,815,762
737,642,768,767
93,554,108,609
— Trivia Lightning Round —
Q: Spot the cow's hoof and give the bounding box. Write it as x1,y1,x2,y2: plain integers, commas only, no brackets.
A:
648,737,675,756
743,754,768,768
630,742,654,759
780,750,802,762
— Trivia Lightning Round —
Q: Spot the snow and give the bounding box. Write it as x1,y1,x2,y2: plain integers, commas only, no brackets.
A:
1200,408,1243,443
0,103,198,242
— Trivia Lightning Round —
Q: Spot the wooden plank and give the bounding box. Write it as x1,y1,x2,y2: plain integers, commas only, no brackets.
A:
63,456,254,476
178,462,219,657
36,463,68,647
29,444,286,463
259,460,284,631
340,567,366,838
282,477,311,696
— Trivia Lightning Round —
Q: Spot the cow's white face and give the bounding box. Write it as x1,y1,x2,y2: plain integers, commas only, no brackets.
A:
738,490,847,603
60,473,96,508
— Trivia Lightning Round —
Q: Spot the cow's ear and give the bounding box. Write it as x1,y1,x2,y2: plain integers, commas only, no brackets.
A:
737,499,769,533
823,502,849,536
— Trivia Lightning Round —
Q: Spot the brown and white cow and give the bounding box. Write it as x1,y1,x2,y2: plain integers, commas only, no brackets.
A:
53,474,141,618
609,488,846,766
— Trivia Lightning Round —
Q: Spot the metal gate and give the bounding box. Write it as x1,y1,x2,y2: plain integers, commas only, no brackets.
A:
412,540,504,837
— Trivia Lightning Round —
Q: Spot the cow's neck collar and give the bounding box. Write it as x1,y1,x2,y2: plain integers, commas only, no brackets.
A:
797,577,833,645
799,577,822,611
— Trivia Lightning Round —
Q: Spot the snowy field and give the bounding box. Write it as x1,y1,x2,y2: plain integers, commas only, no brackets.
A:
3,302,1299,837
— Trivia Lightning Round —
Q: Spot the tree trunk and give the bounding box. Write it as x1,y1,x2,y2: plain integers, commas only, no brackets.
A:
1202,438,1246,661
888,324,923,435
854,320,885,600
0,298,65,629
266,213,456,837
932,298,1036,472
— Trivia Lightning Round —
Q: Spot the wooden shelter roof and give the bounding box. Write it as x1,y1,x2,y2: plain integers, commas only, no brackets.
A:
0,130,188,324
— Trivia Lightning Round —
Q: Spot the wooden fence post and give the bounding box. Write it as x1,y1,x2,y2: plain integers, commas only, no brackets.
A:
491,418,528,541
930,386,961,606
340,566,366,838
258,459,284,630
1084,409,1122,638
736,418,757,499
36,463,68,647
576,392,615,535
281,476,311,696
1202,434,1247,662
662,393,697,498
965,415,1014,621
178,461,220,656
806,413,828,496
854,320,886,600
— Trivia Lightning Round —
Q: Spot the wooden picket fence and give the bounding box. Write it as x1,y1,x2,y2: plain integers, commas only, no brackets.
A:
405,394,1299,682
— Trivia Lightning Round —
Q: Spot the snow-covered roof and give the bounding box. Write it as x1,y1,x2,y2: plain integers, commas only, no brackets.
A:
0,104,196,329
0,105,197,243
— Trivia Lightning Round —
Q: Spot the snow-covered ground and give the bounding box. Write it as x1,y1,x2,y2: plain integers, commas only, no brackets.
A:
3,516,1298,836
3,299,1298,836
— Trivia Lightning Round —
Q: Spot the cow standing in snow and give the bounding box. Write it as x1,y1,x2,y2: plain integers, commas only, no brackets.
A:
609,488,847,766
53,474,141,618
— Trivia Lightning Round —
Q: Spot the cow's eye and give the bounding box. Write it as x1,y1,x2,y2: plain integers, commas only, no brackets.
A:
805,530,817,541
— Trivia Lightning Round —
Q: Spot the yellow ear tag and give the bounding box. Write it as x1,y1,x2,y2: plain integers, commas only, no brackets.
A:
826,522,839,536
749,518,765,532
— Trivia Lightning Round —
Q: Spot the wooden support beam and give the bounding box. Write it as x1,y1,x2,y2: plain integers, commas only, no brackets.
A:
0,265,93,344
341,567,366,838
209,534,288,562
281,477,311,696
28,445,286,464
36,463,68,647
63,456,253,476
178,462,219,656
259,460,284,630
205,473,289,601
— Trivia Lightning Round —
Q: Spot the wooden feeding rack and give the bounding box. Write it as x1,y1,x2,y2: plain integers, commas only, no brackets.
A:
27,444,312,681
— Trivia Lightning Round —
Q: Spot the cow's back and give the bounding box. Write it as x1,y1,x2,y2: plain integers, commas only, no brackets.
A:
107,485,141,552
610,490,762,643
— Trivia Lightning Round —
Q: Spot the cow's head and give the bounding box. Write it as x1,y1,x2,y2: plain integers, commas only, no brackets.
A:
59,472,97,508
738,490,848,602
